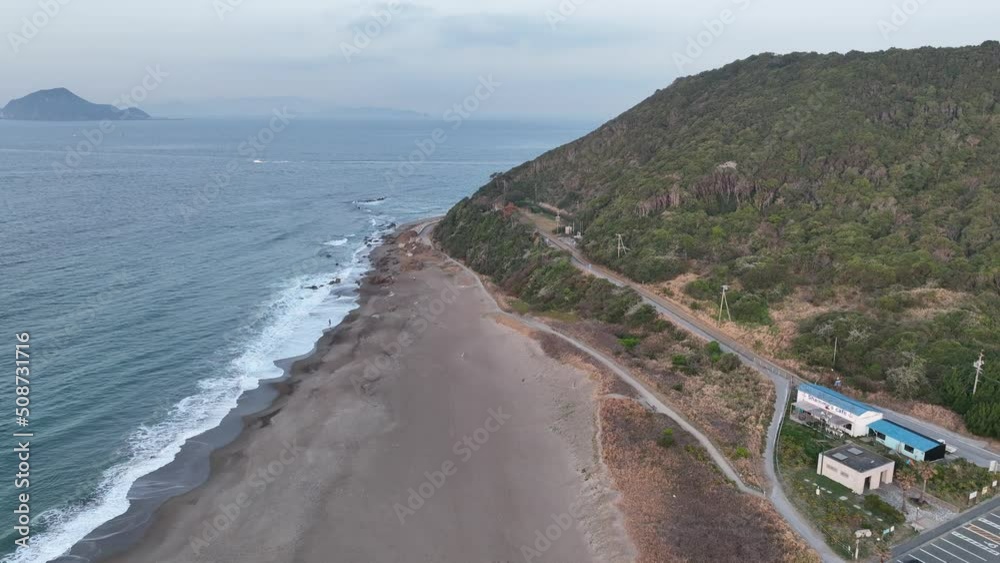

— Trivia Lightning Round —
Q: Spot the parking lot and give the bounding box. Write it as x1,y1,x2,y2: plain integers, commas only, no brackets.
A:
897,506,1000,563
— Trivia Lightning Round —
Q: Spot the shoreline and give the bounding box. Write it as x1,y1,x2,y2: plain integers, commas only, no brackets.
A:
49,223,402,563
91,222,634,563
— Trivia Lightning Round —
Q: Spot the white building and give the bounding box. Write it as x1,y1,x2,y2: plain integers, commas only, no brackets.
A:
794,383,883,438
818,444,895,495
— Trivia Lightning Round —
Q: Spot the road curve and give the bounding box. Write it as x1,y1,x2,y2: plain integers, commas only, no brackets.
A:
533,226,998,467
414,220,843,562
418,222,756,491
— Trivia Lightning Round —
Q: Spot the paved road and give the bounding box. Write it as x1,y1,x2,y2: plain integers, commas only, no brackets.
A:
533,226,998,470
894,498,1000,563
415,220,844,562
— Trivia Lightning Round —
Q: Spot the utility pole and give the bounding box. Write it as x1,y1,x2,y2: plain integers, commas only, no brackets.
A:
718,285,733,323
973,351,985,395
615,234,630,259
833,336,839,369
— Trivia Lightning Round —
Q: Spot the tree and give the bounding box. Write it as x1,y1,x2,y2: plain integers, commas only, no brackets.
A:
887,352,928,399
896,471,917,514
915,461,938,504
966,401,1000,437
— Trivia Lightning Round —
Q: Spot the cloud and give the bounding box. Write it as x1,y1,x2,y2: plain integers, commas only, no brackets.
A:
2,0,999,118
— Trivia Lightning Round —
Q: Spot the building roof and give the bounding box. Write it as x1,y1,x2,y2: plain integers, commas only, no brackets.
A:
794,401,853,428
823,444,894,473
868,419,942,453
798,383,879,417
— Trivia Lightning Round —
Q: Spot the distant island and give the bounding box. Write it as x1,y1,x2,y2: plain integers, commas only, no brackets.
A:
0,88,150,121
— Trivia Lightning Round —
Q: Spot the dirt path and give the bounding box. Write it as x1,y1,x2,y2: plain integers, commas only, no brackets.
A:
423,219,844,562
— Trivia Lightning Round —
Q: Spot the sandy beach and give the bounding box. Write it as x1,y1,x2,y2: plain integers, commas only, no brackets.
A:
103,227,635,563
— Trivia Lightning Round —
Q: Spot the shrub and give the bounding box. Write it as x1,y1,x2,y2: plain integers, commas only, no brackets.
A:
672,355,689,367
734,446,751,459
685,279,717,301
658,428,675,448
729,292,773,325
619,336,642,351
626,304,659,328
705,341,724,362
863,494,905,525
965,402,1000,437
718,353,742,372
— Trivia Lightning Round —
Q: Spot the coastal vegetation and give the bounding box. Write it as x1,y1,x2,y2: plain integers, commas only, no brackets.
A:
436,198,775,486
435,198,659,329
896,458,999,508
452,43,1000,437
599,399,817,562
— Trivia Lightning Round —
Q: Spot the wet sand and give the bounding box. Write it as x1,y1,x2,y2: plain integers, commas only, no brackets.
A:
102,228,634,563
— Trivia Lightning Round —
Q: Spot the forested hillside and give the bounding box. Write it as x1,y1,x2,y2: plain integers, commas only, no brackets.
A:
452,43,1000,437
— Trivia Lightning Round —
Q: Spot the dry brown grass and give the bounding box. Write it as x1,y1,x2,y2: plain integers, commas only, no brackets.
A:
599,398,818,563
896,287,968,320
535,332,638,399
553,321,775,490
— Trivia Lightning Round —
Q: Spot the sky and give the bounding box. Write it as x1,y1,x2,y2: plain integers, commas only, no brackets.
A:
2,0,998,120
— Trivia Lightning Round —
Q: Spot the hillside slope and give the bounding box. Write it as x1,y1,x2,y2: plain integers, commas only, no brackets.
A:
1,88,150,121
449,43,1000,437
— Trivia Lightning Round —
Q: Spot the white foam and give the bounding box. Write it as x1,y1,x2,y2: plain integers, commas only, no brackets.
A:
353,197,387,206
1,219,396,563
323,238,348,247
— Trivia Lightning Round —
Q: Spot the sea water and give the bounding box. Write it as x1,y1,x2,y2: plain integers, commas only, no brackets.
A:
0,116,592,562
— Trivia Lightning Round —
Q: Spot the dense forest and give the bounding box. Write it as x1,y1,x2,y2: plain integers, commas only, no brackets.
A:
452,43,1000,437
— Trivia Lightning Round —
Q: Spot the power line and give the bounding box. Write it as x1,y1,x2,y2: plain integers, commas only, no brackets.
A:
615,234,630,259
973,351,985,395
718,285,732,323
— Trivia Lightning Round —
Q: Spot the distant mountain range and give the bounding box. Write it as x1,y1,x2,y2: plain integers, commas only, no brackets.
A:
139,97,430,119
0,89,429,120
0,88,150,121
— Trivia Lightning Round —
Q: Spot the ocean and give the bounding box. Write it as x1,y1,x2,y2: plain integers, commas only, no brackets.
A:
0,116,592,562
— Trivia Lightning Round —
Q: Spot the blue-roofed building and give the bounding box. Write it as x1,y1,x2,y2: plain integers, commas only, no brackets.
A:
868,419,947,462
794,383,884,437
